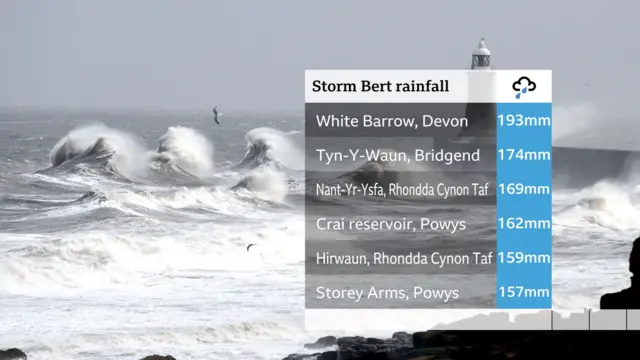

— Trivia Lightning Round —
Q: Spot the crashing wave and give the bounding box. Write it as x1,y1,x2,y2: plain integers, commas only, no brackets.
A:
46,123,148,178
230,127,303,171
337,148,425,187
151,126,215,178
230,166,289,203
51,133,115,166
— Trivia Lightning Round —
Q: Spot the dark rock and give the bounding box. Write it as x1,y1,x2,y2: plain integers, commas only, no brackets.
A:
283,330,640,360
391,332,412,344
319,351,337,360
0,348,27,360
304,335,338,349
411,331,458,348
365,337,386,345
396,347,450,358
139,356,176,360
282,353,321,360
296,333,414,360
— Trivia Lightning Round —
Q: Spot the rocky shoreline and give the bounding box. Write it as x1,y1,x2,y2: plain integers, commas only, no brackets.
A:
2,330,639,359
284,330,640,359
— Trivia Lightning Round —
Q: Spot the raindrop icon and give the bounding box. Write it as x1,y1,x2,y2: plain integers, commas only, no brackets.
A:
515,92,521,99
522,88,528,94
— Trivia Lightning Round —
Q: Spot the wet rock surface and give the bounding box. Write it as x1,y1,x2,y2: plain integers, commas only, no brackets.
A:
3,330,639,359
282,330,640,359
0,348,27,360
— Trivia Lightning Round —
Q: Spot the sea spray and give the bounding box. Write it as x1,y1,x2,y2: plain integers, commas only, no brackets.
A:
155,126,215,177
49,122,149,176
232,166,289,203
237,127,304,170
555,181,640,231
552,103,597,145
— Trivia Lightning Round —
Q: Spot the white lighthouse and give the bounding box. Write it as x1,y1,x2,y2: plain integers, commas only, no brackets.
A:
457,37,497,138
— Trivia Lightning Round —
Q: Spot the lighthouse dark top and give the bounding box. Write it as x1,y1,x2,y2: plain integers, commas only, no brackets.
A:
471,38,491,69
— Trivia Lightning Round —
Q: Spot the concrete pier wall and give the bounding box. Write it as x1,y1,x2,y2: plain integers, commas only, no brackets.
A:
432,138,639,189
552,146,637,189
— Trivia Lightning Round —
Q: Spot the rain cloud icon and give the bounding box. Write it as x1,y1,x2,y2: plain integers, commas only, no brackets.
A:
512,76,537,99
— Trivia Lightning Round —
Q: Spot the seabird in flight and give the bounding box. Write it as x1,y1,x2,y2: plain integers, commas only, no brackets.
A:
212,106,220,125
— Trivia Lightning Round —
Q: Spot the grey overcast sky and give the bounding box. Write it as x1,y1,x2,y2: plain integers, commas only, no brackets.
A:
0,0,636,112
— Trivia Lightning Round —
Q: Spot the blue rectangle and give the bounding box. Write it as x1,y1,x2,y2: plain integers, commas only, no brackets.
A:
496,102,553,309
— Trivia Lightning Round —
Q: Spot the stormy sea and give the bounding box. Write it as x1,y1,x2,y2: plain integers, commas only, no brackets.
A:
0,108,637,359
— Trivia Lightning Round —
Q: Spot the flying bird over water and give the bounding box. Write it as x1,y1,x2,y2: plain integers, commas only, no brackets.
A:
212,106,220,125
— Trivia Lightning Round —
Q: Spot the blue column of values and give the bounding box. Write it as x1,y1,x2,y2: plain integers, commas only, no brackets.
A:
496,102,553,309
